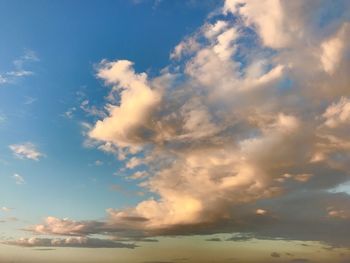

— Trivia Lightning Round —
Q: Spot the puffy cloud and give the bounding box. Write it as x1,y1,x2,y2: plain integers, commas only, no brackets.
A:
224,0,291,48
32,217,103,236
129,171,148,180
321,23,349,75
26,0,350,249
89,60,161,149
256,209,267,215
126,157,142,169
323,97,350,128
9,142,44,161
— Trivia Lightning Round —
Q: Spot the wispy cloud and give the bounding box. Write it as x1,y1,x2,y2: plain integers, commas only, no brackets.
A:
0,113,6,124
1,207,12,212
13,174,25,185
62,107,76,119
2,237,136,249
0,49,39,85
24,96,38,105
9,142,44,161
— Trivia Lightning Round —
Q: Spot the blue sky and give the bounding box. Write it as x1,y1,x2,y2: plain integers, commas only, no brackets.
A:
1,1,350,262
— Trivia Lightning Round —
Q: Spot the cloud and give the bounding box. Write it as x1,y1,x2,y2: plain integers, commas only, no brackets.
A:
24,0,350,250
9,142,44,161
129,171,148,180
13,174,25,185
290,259,312,263
31,217,104,236
89,60,161,149
0,113,7,124
271,252,281,258
1,207,12,212
94,160,103,166
205,237,222,242
0,217,18,223
323,97,350,128
126,157,142,169
62,107,76,119
0,50,39,85
255,209,267,215
2,237,135,249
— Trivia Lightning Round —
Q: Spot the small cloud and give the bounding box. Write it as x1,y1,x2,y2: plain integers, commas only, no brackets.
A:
256,209,267,215
0,217,18,223
13,174,25,185
126,157,142,169
271,252,281,258
226,233,254,242
24,96,37,105
62,107,76,119
205,237,222,242
0,113,7,124
129,171,148,180
80,99,106,118
290,259,311,263
328,209,349,219
9,142,44,161
1,207,12,212
0,50,39,85
294,174,313,182
94,160,103,166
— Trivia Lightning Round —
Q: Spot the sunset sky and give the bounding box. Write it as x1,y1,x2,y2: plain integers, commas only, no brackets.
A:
1,1,350,262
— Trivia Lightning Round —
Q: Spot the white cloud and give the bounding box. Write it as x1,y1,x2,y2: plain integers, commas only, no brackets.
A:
126,157,142,169
13,174,25,185
0,50,39,85
129,171,148,180
94,160,103,166
323,97,350,128
89,60,161,149
0,113,6,124
78,0,350,236
62,107,76,119
256,209,267,215
224,0,291,48
26,0,350,248
1,207,12,212
2,237,135,249
9,142,44,161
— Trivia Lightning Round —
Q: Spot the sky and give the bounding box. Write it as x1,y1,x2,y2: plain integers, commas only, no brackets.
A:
1,0,350,262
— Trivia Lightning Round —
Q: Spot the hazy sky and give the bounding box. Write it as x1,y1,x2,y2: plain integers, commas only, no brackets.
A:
1,0,350,262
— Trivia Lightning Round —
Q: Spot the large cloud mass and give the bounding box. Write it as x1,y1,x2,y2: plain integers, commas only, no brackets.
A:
12,0,350,249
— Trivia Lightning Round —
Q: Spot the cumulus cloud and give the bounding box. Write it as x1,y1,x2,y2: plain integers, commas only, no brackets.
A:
9,142,44,161
89,60,161,149
20,0,350,249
